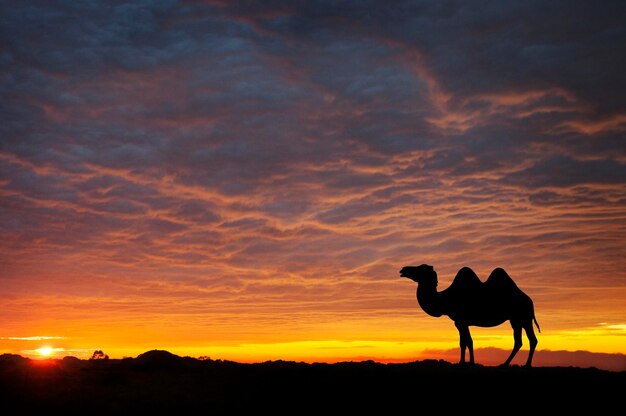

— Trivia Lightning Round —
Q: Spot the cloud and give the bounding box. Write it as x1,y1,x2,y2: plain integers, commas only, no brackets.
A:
1,336,65,341
507,155,626,188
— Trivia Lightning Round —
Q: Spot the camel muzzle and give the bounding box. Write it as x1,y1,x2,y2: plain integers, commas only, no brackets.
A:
399,266,420,279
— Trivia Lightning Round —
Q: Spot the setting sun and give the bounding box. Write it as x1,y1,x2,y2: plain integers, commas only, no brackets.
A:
37,347,54,357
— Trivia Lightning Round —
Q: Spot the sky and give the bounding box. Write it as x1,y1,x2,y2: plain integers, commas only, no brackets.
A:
1,0,625,371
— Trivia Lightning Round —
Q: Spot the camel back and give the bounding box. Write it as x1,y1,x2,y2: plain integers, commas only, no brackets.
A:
447,267,522,297
448,266,482,293
484,267,520,293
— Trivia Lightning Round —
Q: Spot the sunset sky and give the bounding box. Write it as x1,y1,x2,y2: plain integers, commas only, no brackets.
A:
1,1,625,371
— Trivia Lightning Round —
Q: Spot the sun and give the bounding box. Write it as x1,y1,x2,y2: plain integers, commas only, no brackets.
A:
37,346,54,357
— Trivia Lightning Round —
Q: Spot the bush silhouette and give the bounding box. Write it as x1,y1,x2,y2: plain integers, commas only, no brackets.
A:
89,350,109,360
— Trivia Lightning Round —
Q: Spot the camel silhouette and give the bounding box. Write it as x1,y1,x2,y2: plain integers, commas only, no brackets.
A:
400,264,540,367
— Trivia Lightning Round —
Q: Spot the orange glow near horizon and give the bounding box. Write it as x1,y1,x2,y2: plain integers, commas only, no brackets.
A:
5,307,626,370
6,324,626,371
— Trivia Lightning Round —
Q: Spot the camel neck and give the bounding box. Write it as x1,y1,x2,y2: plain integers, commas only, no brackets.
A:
416,283,442,317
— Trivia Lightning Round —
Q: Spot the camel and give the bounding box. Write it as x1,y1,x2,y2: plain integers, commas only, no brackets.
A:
400,264,540,367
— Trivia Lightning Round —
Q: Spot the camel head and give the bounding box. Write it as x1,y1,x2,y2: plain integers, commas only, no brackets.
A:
400,264,437,285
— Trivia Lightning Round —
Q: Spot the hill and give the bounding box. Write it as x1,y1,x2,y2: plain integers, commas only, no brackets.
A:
1,350,623,412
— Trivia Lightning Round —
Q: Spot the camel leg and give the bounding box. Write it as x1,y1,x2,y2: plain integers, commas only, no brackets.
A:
523,321,538,368
455,322,474,365
466,328,474,364
502,321,523,367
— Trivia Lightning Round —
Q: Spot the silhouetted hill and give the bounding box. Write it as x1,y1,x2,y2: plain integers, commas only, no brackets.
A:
0,351,623,413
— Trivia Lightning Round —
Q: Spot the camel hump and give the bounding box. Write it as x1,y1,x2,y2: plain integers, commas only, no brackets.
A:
485,267,519,291
449,266,482,292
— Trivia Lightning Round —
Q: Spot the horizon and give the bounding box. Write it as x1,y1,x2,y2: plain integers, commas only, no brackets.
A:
6,346,626,373
1,1,625,372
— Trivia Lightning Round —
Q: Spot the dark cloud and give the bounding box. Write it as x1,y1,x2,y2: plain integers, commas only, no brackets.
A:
92,199,148,215
376,1,626,114
171,200,221,223
315,193,416,224
1,0,193,75
220,217,267,230
508,155,626,188
4,0,623,197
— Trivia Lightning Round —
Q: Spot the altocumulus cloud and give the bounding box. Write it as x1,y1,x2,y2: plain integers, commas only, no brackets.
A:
0,1,625,338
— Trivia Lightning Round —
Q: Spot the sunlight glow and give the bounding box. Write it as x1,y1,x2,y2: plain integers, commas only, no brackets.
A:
1,336,65,341
37,346,54,356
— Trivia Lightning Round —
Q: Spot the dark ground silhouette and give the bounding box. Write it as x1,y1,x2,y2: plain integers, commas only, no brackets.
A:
1,350,623,413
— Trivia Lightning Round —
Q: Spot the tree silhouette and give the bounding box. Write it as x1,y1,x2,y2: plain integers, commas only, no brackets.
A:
90,350,109,360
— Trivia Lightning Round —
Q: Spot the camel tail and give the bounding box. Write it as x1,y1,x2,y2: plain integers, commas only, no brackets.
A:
534,316,541,333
